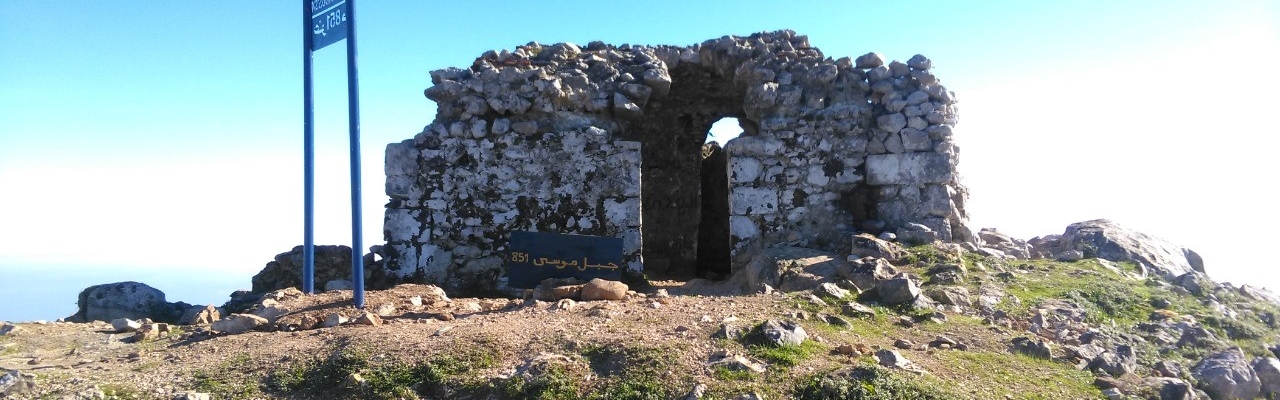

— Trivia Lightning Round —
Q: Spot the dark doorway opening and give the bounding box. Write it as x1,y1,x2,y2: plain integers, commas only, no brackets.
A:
620,63,743,280
695,137,731,279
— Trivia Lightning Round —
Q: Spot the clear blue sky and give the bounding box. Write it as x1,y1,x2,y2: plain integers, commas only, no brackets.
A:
2,1,1277,321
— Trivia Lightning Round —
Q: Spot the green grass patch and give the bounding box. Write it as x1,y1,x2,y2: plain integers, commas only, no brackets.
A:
268,345,497,399
899,244,956,266
0,342,18,357
996,259,1155,326
712,364,756,381
101,383,150,400
191,369,261,400
736,321,825,368
794,364,959,400
578,342,682,400
184,351,262,399
933,350,1102,399
496,363,584,400
787,295,829,314
992,257,1280,362
748,340,824,367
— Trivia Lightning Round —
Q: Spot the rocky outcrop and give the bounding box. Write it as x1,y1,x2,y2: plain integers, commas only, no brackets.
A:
66,282,186,323
1191,347,1261,400
211,314,268,335
975,228,1032,259
1037,219,1204,280
177,305,221,325
251,245,403,294
0,370,35,397
736,246,848,294
1253,357,1280,398
849,234,904,263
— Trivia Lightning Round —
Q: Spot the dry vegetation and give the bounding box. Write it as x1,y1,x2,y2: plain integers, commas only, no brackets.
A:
3,245,1277,399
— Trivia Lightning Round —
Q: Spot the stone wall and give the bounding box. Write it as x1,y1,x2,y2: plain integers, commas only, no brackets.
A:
383,30,972,291
384,127,642,290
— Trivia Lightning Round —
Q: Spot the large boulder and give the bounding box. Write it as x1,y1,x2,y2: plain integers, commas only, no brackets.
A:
849,234,904,263
736,246,847,293
1253,357,1280,398
1140,377,1197,400
926,286,972,307
211,314,268,335
759,319,808,346
177,305,221,326
67,281,179,323
580,279,628,301
0,370,35,397
1191,348,1261,400
838,257,897,292
877,276,922,306
1058,220,1205,280
976,228,1032,259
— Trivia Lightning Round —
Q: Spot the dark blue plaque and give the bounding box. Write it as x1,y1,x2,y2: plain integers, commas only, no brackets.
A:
505,231,624,289
309,0,348,51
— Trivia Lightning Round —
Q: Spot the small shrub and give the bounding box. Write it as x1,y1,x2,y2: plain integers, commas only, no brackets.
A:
579,343,681,400
711,365,755,381
794,365,957,400
738,322,823,367
587,378,669,400
1203,315,1267,341
497,363,582,400
268,346,494,399
191,369,261,400
101,384,148,400
749,341,824,367
899,245,951,266
268,348,369,392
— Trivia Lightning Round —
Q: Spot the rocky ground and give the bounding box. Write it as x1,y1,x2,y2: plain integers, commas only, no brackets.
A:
3,220,1279,400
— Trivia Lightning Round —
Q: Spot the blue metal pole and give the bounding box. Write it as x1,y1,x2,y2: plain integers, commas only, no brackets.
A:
345,0,365,309
302,0,316,295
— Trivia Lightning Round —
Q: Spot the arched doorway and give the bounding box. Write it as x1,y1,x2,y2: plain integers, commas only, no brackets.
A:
694,117,741,279
617,63,751,280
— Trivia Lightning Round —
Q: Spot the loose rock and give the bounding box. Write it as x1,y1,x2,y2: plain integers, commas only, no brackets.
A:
0,370,35,397
760,320,807,346
211,314,268,334
877,276,921,306
322,313,347,328
110,318,142,333
353,312,383,326
581,279,629,301
874,349,913,369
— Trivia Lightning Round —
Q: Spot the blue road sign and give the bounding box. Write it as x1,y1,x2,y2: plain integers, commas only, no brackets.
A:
309,0,348,51
505,231,624,289
302,0,363,308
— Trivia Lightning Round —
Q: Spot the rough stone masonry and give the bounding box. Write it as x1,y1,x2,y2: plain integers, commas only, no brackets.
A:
382,30,972,291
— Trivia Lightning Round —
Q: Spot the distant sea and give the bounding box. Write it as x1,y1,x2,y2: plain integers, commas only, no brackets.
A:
0,264,253,322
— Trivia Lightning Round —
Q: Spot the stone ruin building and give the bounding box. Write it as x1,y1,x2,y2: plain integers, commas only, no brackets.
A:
382,30,972,291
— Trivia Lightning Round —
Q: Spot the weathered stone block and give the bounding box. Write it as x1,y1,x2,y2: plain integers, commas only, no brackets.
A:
731,188,778,215
865,153,953,185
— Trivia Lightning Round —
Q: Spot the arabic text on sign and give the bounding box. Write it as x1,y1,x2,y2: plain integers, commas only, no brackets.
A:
308,0,348,51
312,4,346,37
509,252,620,272
310,0,343,17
